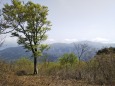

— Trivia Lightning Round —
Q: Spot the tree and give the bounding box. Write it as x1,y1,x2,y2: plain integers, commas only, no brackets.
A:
59,53,78,69
1,0,51,74
73,43,90,62
73,43,92,79
58,53,78,79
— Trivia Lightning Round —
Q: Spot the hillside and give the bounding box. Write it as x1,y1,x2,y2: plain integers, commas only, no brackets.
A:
0,41,115,61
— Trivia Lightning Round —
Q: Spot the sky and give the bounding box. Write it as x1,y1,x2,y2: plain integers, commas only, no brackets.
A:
1,0,115,48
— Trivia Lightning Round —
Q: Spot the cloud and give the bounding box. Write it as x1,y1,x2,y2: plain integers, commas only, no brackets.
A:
0,36,18,50
92,37,109,43
45,38,56,44
64,38,77,43
47,39,55,42
3,36,18,47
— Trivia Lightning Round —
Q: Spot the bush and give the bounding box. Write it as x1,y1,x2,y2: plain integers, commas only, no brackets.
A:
14,57,33,74
59,53,78,67
38,62,61,76
85,53,115,85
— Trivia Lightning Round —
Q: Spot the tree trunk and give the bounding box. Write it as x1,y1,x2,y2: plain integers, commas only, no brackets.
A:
33,57,38,75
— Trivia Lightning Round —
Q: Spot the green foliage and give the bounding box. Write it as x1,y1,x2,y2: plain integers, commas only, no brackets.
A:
58,53,78,79
2,0,51,57
59,53,78,66
2,0,51,74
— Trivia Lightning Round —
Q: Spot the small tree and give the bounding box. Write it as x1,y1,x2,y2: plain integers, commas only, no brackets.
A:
58,53,78,79
59,53,78,70
73,43,91,79
1,0,51,74
73,43,90,62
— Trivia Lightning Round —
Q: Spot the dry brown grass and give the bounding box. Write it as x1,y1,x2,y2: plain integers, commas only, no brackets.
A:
0,58,115,86
0,74,109,86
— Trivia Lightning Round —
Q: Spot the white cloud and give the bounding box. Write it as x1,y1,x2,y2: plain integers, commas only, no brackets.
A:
0,36,18,50
64,38,77,43
47,39,55,42
3,36,18,47
92,37,109,43
45,38,56,44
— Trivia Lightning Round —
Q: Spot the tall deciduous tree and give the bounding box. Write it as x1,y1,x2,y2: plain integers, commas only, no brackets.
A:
1,0,51,74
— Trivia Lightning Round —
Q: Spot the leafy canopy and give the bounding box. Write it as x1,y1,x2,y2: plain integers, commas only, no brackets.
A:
2,0,51,57
59,53,78,66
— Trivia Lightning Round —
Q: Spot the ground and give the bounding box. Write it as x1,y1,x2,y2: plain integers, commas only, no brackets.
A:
0,74,106,86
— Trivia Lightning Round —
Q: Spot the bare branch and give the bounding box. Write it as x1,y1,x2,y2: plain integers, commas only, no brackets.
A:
73,42,89,61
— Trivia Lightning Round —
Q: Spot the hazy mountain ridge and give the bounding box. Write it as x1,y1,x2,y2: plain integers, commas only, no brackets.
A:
0,41,115,61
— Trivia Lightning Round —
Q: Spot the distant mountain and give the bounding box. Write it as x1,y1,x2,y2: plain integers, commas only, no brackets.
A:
0,41,115,61
0,47,31,61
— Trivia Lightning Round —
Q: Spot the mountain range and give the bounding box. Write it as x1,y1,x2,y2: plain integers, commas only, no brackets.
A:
0,41,115,62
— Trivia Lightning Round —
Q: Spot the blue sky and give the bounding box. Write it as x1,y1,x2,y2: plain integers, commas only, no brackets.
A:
1,0,115,48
